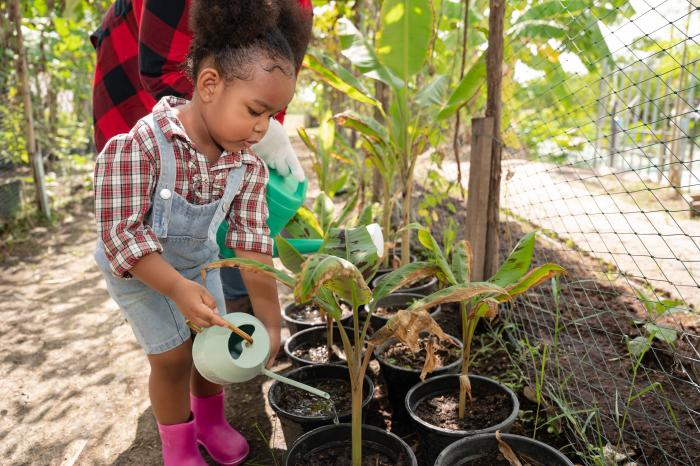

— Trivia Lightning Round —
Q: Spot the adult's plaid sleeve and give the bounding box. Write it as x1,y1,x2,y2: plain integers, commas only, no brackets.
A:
138,0,193,100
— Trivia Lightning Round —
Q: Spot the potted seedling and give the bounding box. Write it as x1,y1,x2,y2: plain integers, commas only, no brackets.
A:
373,226,565,462
206,225,444,464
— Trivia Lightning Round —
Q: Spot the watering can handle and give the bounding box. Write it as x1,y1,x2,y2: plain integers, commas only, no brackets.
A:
186,319,254,345
261,368,331,399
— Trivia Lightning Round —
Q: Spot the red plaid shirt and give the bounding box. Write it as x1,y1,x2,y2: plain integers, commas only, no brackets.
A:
91,0,310,152
95,96,272,277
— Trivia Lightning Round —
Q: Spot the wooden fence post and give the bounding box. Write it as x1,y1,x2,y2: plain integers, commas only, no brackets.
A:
466,0,504,280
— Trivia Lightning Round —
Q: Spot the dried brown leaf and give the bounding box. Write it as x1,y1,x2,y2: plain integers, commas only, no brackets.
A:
420,337,438,381
369,309,451,351
460,373,472,403
496,431,523,466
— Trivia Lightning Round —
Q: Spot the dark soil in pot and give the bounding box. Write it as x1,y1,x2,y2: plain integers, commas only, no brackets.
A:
405,374,519,464
283,301,352,334
434,432,574,466
284,423,417,466
284,326,365,367
374,332,462,419
269,364,374,447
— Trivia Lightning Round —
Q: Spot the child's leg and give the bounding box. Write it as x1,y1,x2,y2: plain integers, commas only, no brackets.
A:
147,339,194,424
190,356,223,397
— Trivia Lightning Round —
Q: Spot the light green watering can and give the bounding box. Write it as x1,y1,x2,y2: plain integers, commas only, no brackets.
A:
190,312,330,399
217,168,323,257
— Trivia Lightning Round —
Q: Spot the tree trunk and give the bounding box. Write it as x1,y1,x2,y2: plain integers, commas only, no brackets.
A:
482,0,505,278
10,0,51,218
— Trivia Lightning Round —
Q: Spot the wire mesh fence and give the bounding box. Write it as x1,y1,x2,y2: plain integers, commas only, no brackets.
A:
498,0,699,464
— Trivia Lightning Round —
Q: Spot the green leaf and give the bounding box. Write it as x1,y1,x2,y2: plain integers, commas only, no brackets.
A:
284,206,324,239
627,335,651,359
314,287,344,321
437,54,486,120
357,204,374,226
313,192,335,233
451,240,472,284
515,0,588,23
328,172,349,198
320,111,335,154
275,236,305,274
333,110,389,145
332,190,359,228
402,223,456,285
304,51,382,109
503,264,566,298
372,261,442,303
489,232,537,287
321,225,383,280
295,254,371,305
376,0,432,82
297,126,316,153
644,323,678,345
406,282,510,314
203,258,295,289
336,18,404,89
415,74,449,108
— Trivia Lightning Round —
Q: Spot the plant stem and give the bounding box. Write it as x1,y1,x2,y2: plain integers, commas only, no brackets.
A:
458,301,470,419
351,367,363,466
326,314,333,359
382,181,393,268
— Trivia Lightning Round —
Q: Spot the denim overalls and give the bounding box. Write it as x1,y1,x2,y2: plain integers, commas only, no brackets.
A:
95,114,245,354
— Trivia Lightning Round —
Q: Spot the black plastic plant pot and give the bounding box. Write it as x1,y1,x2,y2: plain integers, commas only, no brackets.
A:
405,374,519,464
284,423,418,466
434,432,574,465
374,332,462,419
284,325,362,368
268,364,374,447
282,301,352,335
371,272,438,296
365,293,441,332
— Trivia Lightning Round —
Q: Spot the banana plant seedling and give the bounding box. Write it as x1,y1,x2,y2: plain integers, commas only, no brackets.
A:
373,224,566,419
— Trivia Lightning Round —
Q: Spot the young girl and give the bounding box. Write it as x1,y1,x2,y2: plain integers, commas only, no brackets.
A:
93,1,309,464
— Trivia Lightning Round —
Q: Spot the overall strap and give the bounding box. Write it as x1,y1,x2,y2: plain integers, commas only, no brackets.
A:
142,114,177,238
207,164,246,244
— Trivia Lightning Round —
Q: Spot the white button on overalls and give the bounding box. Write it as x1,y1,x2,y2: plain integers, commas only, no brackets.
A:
160,188,172,200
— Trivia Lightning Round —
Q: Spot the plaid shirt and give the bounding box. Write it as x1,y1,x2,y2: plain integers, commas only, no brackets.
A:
90,0,310,152
95,96,272,278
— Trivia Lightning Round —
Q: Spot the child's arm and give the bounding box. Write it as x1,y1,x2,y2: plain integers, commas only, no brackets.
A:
234,249,282,368
130,252,231,330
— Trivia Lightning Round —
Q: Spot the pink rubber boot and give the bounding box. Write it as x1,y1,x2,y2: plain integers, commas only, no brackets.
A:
157,417,207,466
191,391,249,466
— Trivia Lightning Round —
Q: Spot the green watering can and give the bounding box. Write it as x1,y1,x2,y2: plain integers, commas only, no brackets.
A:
190,312,330,398
216,168,323,257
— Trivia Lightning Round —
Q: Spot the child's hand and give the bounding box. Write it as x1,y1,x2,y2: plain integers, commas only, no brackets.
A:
170,278,229,329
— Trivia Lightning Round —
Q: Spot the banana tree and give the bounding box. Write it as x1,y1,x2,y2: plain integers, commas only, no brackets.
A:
373,225,566,418
203,225,449,466
304,1,478,267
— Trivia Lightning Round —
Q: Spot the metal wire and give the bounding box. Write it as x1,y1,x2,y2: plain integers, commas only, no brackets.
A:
496,1,700,464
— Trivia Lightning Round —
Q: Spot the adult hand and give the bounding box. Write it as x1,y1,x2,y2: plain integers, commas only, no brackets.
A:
252,119,305,182
170,277,229,330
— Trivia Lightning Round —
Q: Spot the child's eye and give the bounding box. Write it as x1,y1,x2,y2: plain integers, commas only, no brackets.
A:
247,107,263,117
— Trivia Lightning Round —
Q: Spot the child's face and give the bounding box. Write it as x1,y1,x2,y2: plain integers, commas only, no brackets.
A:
200,63,296,154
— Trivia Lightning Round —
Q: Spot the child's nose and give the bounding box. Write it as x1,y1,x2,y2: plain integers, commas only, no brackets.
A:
253,118,269,136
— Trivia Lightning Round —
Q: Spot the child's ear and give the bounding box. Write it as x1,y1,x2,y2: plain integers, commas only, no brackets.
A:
197,67,221,103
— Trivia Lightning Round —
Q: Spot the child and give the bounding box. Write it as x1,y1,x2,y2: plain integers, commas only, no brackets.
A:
93,1,307,464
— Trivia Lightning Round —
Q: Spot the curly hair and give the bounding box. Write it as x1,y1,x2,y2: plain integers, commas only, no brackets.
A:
188,0,312,81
